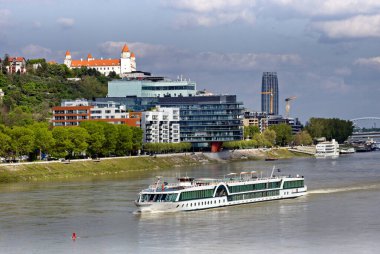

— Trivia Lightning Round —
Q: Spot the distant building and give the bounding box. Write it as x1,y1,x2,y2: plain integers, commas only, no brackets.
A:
108,74,197,98
244,110,302,134
97,95,244,152
3,57,27,74
243,111,268,132
64,44,136,77
261,72,279,115
51,99,141,127
142,106,180,143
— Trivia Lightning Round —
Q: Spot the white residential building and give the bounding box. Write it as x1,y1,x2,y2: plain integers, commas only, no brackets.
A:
64,44,136,77
5,57,27,74
142,106,180,143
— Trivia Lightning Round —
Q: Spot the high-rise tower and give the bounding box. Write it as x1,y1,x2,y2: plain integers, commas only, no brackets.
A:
261,72,279,115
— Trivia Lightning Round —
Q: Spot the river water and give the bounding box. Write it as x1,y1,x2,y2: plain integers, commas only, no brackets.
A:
0,152,379,254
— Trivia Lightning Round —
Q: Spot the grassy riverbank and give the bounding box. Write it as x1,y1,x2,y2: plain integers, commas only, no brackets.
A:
0,149,310,183
0,154,213,183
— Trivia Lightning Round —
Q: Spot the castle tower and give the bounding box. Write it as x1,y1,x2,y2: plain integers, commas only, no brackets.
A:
64,50,72,67
120,44,132,74
130,52,136,72
121,44,131,59
87,53,94,61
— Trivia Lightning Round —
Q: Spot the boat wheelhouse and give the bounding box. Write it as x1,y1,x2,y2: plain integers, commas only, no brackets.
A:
135,170,307,213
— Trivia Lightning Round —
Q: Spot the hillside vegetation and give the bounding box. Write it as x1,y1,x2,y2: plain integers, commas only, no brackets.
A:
0,60,109,125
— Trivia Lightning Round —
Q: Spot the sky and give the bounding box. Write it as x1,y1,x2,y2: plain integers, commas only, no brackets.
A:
1,0,380,123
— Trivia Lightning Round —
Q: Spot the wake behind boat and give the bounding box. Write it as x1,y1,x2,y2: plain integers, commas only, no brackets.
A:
135,169,307,213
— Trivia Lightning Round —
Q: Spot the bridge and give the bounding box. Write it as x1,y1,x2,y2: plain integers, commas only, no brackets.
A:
350,117,380,129
348,117,380,143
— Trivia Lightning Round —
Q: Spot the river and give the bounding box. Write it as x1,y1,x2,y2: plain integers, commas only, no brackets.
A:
0,152,379,253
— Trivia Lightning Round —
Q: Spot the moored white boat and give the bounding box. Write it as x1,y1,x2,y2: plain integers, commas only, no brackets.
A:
315,139,339,158
135,169,307,213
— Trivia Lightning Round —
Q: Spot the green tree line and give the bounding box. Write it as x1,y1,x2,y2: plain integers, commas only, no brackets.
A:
0,122,143,161
225,124,313,149
305,118,353,143
143,142,192,154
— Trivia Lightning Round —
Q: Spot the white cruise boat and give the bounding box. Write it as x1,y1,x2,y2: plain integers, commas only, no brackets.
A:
135,170,307,213
315,139,339,158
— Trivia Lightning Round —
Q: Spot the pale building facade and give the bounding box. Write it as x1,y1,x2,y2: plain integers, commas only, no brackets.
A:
52,99,141,127
108,76,197,98
5,57,27,74
142,107,180,143
64,44,136,77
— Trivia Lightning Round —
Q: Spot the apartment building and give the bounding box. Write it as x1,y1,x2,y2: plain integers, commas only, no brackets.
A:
51,99,141,127
141,107,180,143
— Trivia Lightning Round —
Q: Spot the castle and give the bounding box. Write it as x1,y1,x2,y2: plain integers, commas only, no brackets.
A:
64,44,136,77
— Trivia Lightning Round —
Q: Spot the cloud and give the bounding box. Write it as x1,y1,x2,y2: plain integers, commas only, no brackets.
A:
334,67,351,76
354,56,380,69
312,15,380,39
99,41,301,73
0,9,11,28
32,21,42,29
163,0,256,13
56,17,75,29
22,44,52,58
163,0,256,27
269,0,380,17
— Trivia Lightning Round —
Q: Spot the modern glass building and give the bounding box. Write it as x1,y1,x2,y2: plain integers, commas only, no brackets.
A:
108,75,197,98
96,95,244,151
261,72,279,115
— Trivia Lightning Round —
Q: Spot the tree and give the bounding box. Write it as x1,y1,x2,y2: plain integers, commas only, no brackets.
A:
4,106,34,126
31,122,55,159
244,125,260,139
9,126,35,158
262,129,276,147
100,123,118,156
305,118,353,143
131,127,143,153
0,129,11,158
293,130,313,146
115,125,133,155
269,124,293,146
67,127,89,157
51,127,72,158
2,54,9,74
80,121,106,156
252,133,266,147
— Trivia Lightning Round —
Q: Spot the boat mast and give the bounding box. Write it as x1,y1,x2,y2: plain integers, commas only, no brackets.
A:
270,166,275,178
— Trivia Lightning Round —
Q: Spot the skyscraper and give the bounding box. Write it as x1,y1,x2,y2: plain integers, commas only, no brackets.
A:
261,72,279,115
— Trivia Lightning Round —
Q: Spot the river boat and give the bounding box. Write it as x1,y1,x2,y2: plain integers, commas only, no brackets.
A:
339,148,355,154
315,139,339,158
135,169,307,213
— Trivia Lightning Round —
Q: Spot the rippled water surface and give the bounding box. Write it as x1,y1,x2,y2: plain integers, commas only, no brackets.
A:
0,152,379,253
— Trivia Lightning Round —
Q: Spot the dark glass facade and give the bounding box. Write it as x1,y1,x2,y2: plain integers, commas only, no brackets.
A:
261,72,279,115
158,95,244,149
97,95,244,149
